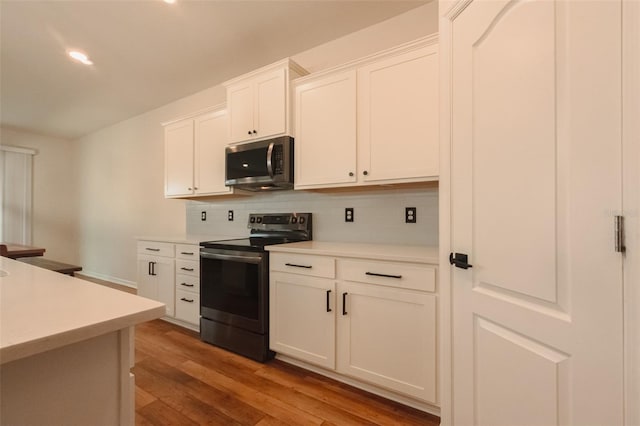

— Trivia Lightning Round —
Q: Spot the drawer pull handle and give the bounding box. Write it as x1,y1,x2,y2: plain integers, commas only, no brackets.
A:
180,283,194,287
180,297,194,303
145,248,160,252
342,292,348,315
365,272,402,279
285,263,312,269
180,252,194,255
326,290,332,312
181,267,195,272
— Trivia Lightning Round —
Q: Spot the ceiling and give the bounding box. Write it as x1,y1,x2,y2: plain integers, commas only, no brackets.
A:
0,0,427,140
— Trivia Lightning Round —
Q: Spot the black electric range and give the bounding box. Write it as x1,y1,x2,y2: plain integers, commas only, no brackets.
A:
199,213,312,362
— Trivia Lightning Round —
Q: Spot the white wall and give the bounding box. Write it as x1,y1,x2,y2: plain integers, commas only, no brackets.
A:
72,3,439,284
0,127,78,263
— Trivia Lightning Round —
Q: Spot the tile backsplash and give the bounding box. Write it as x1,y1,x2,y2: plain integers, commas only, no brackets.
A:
186,187,438,246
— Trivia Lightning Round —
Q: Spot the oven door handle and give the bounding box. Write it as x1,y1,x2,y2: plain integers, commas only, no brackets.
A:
200,251,262,264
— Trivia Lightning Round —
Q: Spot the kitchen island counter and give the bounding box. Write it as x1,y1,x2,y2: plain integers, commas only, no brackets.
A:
0,256,164,425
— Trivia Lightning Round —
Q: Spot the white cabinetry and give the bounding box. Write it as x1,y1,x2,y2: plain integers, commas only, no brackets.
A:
137,241,175,317
224,59,307,144
137,240,200,330
294,36,439,189
269,248,438,407
174,244,200,326
163,105,231,198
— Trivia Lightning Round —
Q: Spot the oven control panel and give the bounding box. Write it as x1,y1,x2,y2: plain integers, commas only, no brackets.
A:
248,213,312,232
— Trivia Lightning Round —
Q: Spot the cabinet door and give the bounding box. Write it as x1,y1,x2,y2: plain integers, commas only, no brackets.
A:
357,46,439,183
194,110,230,195
337,281,436,403
164,119,195,197
254,68,287,140
227,82,254,143
294,70,357,188
137,254,175,317
270,272,336,369
137,256,157,301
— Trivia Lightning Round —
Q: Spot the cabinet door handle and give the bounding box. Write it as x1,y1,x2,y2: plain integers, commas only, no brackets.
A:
349,172,354,177
363,170,368,176
180,267,194,272
148,261,152,276
145,248,160,252
180,252,194,256
342,292,348,315
149,261,157,276
252,130,257,134
285,263,312,269
365,272,402,279
180,297,194,303
180,283,194,287
326,290,332,312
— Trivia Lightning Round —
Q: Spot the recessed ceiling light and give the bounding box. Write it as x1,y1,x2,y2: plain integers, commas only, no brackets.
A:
68,50,93,66
163,0,176,4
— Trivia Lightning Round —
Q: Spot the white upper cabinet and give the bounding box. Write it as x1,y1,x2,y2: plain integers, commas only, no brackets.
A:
224,59,307,144
163,105,231,198
194,109,229,195
358,45,439,182
293,36,439,189
294,70,357,187
164,120,194,197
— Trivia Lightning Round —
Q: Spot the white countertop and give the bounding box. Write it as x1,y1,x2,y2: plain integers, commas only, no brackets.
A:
136,234,242,244
0,257,165,365
265,241,439,264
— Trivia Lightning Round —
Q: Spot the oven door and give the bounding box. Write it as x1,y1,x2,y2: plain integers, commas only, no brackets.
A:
199,248,268,334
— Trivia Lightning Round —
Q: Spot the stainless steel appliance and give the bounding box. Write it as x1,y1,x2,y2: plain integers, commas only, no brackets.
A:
225,136,294,191
199,212,312,362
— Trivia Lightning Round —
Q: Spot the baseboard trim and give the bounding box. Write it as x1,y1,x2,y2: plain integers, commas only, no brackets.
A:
77,270,137,289
275,354,441,417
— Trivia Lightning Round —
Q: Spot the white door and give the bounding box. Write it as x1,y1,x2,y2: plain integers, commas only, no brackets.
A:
447,1,623,425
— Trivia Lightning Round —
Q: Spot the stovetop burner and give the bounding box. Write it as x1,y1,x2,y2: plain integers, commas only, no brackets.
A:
200,213,312,252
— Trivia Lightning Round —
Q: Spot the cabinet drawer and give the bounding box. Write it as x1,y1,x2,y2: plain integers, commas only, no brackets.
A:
175,289,200,325
176,244,199,260
176,274,199,294
337,259,436,292
176,259,199,277
137,241,174,258
270,253,335,278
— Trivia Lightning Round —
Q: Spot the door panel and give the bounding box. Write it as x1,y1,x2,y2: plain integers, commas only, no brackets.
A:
194,110,229,195
449,1,623,424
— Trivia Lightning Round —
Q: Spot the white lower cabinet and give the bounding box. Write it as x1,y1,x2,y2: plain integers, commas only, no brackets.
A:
269,250,438,407
137,240,200,330
336,281,436,403
137,242,175,317
270,272,336,369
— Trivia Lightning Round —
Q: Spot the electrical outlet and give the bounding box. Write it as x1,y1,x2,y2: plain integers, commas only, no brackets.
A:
201,211,207,221
228,210,234,221
405,207,417,223
345,207,354,222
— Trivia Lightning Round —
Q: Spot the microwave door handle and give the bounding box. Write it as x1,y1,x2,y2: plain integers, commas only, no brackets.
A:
266,142,275,178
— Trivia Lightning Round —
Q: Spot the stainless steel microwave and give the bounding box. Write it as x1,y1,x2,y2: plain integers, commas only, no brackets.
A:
225,136,294,191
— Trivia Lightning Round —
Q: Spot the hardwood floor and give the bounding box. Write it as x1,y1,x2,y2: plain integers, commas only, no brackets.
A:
79,276,439,425
134,320,439,426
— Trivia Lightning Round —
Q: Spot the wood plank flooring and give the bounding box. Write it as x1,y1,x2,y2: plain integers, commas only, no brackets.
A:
134,320,439,426
77,276,439,425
